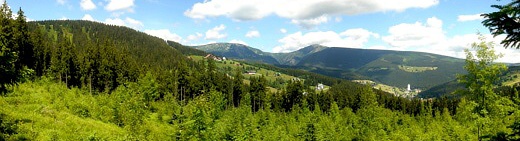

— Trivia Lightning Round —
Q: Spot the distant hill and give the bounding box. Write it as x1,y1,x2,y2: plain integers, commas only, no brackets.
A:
418,66,520,98
271,44,328,65
297,47,466,89
192,43,467,90
191,43,279,64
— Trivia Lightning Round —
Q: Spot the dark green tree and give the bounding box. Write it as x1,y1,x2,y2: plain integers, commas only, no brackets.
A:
482,0,520,48
249,76,267,112
283,79,305,111
14,8,34,70
0,0,21,93
232,67,244,107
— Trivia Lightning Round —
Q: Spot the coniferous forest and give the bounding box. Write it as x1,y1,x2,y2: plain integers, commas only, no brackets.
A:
2,1,520,140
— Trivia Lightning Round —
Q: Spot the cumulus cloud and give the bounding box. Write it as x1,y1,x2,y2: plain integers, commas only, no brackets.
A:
105,0,135,12
205,24,227,40
230,39,248,45
80,0,96,10
245,30,260,38
457,13,484,22
104,18,126,26
291,15,329,29
104,17,143,29
185,0,439,27
382,17,444,49
273,28,379,53
125,17,143,28
280,28,287,34
144,29,183,42
378,17,520,63
187,33,203,41
82,14,95,21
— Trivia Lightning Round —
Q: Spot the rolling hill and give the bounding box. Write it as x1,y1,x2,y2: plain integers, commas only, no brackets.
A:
192,43,467,90
418,66,520,98
298,47,466,89
191,43,279,64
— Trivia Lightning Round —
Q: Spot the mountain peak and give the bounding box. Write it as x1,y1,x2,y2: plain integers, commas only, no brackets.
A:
296,44,328,54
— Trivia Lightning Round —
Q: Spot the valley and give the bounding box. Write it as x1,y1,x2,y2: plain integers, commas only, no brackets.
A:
192,43,467,91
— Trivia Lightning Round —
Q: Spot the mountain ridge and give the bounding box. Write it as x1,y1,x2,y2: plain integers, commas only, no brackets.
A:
191,43,467,89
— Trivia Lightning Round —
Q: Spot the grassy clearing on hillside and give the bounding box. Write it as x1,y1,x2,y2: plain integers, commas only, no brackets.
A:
398,65,437,73
190,55,326,92
0,79,130,140
501,72,520,86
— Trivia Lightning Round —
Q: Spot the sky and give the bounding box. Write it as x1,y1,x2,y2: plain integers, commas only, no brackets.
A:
7,0,520,63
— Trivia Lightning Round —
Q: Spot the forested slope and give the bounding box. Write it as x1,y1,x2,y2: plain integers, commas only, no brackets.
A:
1,2,520,140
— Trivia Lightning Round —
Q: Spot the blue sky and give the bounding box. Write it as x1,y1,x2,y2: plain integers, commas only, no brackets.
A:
8,0,520,63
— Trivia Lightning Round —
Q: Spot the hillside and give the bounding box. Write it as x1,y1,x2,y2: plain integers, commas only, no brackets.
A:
418,66,520,98
29,20,185,70
271,44,328,65
167,40,207,56
5,2,520,140
191,43,279,64
192,43,466,90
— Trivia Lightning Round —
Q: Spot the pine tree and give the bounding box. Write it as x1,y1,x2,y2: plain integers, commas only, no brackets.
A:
0,0,17,93
232,67,244,107
14,8,34,70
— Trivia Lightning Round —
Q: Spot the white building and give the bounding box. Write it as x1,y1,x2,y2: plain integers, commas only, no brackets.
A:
316,83,325,90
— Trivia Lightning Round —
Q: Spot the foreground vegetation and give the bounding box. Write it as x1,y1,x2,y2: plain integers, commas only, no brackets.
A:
2,0,520,140
0,78,516,140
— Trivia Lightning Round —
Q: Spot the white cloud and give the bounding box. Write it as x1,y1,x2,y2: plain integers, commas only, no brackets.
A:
144,29,183,42
273,28,379,53
205,24,227,40
60,16,68,20
230,39,248,45
185,0,439,27
103,17,143,29
437,34,518,63
82,14,95,21
104,18,126,26
280,28,287,34
80,0,96,10
378,17,520,63
105,0,135,11
124,17,143,28
187,33,203,41
245,30,260,38
457,13,484,22
57,0,66,5
382,17,444,49
291,15,329,29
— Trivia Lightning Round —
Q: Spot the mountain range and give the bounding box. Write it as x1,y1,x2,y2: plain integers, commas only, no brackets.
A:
192,43,467,90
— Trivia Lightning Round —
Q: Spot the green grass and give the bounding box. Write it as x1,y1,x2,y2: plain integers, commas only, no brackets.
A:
353,79,418,97
0,78,511,140
501,71,520,86
0,79,130,140
190,55,327,92
398,65,437,73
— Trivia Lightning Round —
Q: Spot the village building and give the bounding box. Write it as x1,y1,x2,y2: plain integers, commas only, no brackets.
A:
316,83,325,90
204,54,222,61
246,70,257,75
